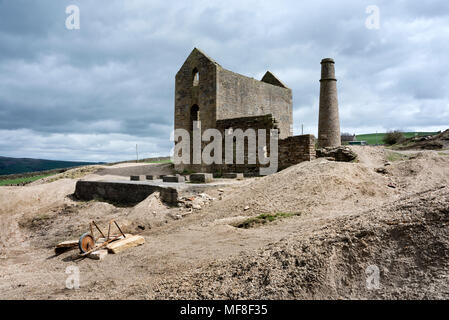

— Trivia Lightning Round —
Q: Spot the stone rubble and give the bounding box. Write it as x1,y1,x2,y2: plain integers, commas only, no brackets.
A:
316,146,357,162
178,193,216,210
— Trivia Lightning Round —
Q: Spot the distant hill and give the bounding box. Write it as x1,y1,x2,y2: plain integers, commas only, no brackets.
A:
393,129,449,150
355,132,439,145
0,156,101,175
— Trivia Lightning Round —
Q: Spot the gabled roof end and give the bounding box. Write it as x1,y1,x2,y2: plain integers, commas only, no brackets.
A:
261,71,287,88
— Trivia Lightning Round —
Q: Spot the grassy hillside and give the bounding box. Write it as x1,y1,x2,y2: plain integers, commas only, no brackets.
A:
0,156,101,175
355,132,438,145
0,173,56,186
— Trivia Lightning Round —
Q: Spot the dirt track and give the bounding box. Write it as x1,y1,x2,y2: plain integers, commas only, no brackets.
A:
0,147,449,299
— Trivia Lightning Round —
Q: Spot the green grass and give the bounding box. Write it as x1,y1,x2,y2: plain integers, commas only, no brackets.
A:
181,169,196,175
0,173,56,186
145,159,172,164
355,132,438,145
385,151,410,162
235,212,301,229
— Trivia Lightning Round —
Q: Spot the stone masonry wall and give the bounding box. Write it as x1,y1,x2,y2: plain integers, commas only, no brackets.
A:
74,180,179,205
216,67,293,139
278,135,316,170
174,48,298,174
211,114,315,175
213,114,276,175
174,49,218,173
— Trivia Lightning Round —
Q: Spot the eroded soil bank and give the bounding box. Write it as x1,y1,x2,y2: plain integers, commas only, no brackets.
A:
1,147,448,299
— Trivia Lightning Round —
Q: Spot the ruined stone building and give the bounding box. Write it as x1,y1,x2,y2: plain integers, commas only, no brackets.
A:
174,48,332,175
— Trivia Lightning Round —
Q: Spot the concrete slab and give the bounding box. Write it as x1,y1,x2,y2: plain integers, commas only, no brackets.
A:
189,173,213,183
163,175,185,183
222,173,244,180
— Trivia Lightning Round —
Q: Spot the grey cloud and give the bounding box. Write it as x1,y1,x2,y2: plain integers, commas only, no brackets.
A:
0,0,448,161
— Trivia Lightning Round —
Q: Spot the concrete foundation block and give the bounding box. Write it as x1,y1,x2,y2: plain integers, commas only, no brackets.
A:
75,180,179,205
162,175,185,183
222,173,244,180
189,173,213,183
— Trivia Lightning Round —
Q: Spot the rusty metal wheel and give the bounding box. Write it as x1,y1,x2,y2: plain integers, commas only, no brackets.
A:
78,232,95,253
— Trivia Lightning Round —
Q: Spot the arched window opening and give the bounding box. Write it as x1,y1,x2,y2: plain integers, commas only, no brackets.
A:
190,104,200,130
192,68,199,87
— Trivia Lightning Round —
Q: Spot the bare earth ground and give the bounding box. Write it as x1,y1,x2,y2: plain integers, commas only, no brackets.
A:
0,146,449,299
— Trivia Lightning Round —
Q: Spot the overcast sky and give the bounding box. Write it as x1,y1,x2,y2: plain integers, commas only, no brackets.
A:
0,0,448,162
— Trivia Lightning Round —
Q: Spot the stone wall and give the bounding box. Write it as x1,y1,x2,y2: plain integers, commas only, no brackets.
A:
210,114,315,175
216,114,279,132
174,49,219,173
174,48,296,174
216,67,293,139
213,114,277,175
74,180,179,205
278,135,316,170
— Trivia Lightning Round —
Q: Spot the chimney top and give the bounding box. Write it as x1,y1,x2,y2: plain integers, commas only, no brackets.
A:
321,58,335,64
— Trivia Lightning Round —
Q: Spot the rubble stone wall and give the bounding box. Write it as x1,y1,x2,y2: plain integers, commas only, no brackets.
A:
278,135,316,170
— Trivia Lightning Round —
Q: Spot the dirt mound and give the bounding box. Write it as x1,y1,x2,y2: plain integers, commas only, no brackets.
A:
350,146,387,168
204,149,449,224
153,186,449,299
122,192,174,231
207,158,396,219
387,151,449,192
14,191,177,250
1,146,449,299
394,129,449,150
0,179,76,253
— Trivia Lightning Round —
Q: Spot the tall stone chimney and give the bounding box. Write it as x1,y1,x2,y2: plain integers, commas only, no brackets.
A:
318,58,341,148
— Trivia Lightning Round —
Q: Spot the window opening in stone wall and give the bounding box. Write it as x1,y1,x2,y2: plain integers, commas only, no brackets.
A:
193,68,199,87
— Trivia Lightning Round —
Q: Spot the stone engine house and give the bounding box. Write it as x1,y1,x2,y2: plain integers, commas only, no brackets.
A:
174,48,316,175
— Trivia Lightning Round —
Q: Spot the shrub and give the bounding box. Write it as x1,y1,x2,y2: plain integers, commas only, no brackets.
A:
383,130,405,145
234,212,301,229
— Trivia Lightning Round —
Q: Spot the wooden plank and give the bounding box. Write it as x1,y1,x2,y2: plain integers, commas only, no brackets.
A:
55,239,78,254
106,235,145,254
56,240,78,248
